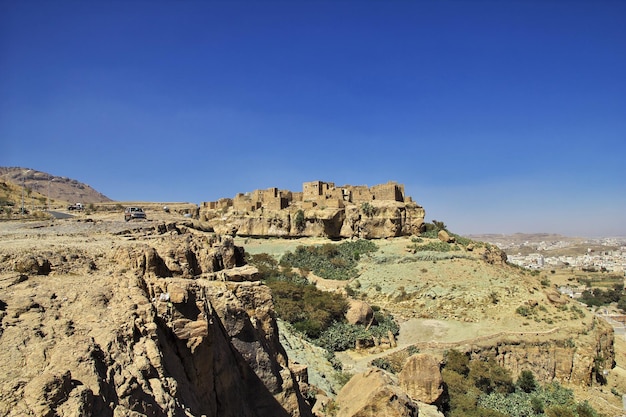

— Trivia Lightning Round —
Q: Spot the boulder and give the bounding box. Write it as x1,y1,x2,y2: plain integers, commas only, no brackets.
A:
336,368,418,417
545,290,567,306
437,230,455,243
222,265,261,282
14,256,51,275
398,353,444,405
345,300,374,325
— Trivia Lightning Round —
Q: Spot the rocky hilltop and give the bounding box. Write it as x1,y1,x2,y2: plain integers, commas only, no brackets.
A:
200,180,425,239
0,167,112,205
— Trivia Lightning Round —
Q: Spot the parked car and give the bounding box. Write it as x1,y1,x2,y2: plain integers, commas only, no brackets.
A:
124,207,146,221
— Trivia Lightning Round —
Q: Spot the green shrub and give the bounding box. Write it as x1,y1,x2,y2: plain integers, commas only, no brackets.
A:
316,321,368,351
445,349,470,377
409,240,459,252
294,209,305,232
267,280,348,339
407,345,420,356
370,358,395,373
280,240,377,280
360,202,375,217
516,370,538,393
443,354,602,417
516,305,532,317
315,312,399,352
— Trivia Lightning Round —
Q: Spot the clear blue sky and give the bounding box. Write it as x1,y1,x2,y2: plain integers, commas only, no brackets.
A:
1,1,625,236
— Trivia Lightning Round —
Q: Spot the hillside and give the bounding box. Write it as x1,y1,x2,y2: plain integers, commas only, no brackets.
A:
0,167,112,207
241,235,624,415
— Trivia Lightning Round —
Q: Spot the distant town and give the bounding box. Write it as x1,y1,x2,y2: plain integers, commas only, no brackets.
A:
477,235,626,274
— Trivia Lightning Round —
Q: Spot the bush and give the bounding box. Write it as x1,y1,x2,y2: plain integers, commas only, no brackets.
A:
294,209,305,232
516,305,532,317
517,370,538,393
445,349,470,376
360,202,375,217
316,321,368,351
370,358,395,373
410,240,459,252
315,312,400,352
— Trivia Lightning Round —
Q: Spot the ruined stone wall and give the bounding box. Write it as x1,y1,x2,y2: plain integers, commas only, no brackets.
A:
324,188,344,201
233,194,261,212
349,185,374,203
322,198,344,209
265,197,288,210
371,182,405,202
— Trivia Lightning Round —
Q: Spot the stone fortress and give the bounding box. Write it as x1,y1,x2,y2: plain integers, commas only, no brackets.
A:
202,180,411,213
199,181,425,239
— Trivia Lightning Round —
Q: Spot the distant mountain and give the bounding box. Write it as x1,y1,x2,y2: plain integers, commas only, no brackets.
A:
0,167,112,204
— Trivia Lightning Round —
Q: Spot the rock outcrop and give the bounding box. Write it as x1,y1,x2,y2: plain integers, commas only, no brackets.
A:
335,368,418,417
398,353,444,405
0,223,312,417
203,201,425,239
466,317,615,386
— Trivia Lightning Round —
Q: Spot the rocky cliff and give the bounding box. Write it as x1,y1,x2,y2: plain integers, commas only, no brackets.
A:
0,220,312,417
202,201,425,239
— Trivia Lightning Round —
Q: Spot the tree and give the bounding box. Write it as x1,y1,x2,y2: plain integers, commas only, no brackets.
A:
445,349,470,376
432,220,447,231
516,370,538,393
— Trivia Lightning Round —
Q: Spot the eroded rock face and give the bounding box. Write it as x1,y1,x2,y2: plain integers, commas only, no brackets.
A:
0,224,311,417
335,368,418,417
466,317,615,386
112,231,248,280
203,201,425,239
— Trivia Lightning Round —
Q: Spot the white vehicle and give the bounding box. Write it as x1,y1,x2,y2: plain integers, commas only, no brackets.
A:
124,207,146,221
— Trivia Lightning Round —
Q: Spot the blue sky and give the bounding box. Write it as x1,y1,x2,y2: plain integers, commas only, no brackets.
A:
1,1,624,236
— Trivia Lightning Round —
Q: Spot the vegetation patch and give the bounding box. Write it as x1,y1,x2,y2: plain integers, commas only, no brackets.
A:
247,250,399,348
579,284,626,312
316,310,399,352
280,239,377,280
409,240,461,252
442,350,603,417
